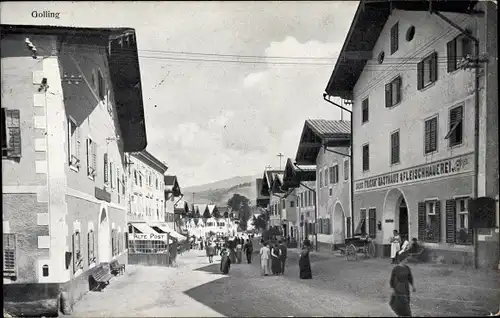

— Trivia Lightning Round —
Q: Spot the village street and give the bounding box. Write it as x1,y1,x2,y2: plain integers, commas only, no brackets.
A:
69,246,500,317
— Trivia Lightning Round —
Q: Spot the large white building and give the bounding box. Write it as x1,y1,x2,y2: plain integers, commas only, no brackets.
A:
324,0,498,268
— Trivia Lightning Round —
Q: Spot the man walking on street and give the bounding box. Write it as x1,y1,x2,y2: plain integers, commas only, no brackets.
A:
259,241,271,276
244,239,253,264
278,240,287,275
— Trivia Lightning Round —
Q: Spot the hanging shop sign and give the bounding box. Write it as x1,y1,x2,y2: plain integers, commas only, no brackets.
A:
354,153,473,192
128,233,169,241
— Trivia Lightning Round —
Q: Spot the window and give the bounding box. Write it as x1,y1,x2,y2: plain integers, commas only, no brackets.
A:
390,131,400,165
88,230,96,265
368,208,376,238
86,138,97,180
300,193,304,208
156,178,159,190
361,98,369,123
362,144,369,171
357,209,367,234
333,165,339,184
97,70,106,101
417,52,438,90
447,33,473,72
329,188,333,196
390,22,399,55
290,200,295,208
122,174,126,195
385,76,402,107
329,167,334,185
344,159,349,181
308,191,312,206
116,167,120,194
72,231,83,273
281,199,285,210
445,105,463,147
2,108,22,158
104,153,109,183
324,169,328,186
112,229,118,256
3,233,17,278
319,170,323,188
67,117,80,169
418,200,440,242
139,174,142,187
456,198,469,231
424,117,438,154
110,161,114,188
346,217,352,238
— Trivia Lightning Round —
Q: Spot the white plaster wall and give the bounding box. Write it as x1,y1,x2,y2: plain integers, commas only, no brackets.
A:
352,10,477,182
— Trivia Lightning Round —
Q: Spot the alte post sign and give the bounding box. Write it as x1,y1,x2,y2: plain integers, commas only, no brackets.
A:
128,233,169,241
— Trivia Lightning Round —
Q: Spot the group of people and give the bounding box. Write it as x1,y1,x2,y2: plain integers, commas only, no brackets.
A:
258,240,288,276
389,230,422,264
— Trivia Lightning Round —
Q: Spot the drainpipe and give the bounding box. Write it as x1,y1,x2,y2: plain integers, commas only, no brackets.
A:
323,94,355,238
431,9,483,270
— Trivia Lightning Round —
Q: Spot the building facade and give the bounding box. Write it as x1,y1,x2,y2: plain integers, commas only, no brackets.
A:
325,1,498,268
164,175,182,229
127,151,168,224
294,119,352,251
2,25,147,316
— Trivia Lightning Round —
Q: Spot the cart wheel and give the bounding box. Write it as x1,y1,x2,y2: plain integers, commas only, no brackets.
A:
365,241,376,258
346,244,357,261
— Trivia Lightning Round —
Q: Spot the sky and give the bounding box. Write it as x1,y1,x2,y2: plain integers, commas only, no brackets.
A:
1,1,358,187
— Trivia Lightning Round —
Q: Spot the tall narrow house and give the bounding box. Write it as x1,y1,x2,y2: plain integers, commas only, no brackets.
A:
2,25,147,316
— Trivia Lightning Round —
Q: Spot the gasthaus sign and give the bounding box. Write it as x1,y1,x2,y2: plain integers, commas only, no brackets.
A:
128,233,170,241
355,153,473,192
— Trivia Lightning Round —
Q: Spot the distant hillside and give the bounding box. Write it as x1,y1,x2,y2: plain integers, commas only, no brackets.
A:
183,174,260,206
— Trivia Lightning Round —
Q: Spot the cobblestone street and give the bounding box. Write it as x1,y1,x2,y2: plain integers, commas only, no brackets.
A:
68,247,499,317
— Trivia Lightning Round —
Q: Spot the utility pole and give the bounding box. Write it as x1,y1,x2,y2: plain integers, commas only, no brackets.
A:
277,153,284,170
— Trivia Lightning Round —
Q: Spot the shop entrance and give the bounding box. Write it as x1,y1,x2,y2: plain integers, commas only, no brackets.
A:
398,197,409,240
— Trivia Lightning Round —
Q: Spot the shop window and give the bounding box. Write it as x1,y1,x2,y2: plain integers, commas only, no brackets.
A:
385,76,402,107
67,116,80,170
3,233,17,278
447,32,473,72
417,52,438,90
362,144,370,171
424,116,438,154
2,108,22,158
361,98,369,123
86,138,97,180
390,130,400,165
445,105,463,147
72,231,83,273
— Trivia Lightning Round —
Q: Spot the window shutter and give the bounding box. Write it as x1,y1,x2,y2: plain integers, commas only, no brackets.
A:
447,39,457,72
319,219,323,234
430,52,438,82
76,126,81,160
434,200,441,242
122,174,125,195
430,118,437,152
329,167,334,184
417,202,426,240
86,139,91,174
3,234,17,277
92,142,97,176
104,154,109,183
368,208,376,238
72,233,77,272
445,199,456,243
417,61,424,90
125,232,129,249
6,109,22,157
385,82,392,107
396,76,402,104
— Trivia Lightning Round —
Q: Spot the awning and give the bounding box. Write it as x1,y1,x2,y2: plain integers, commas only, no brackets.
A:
131,223,155,234
154,223,187,241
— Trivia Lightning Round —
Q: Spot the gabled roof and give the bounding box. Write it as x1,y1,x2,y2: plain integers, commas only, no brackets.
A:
164,175,182,196
260,169,284,196
295,120,351,165
282,158,316,190
271,173,286,194
1,24,148,152
132,150,168,173
325,0,479,99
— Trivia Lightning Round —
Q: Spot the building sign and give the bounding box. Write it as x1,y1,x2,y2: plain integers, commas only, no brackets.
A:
128,233,169,241
355,153,473,192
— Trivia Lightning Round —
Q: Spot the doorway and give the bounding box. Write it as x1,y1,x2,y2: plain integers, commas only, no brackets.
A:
398,198,409,240
98,208,111,263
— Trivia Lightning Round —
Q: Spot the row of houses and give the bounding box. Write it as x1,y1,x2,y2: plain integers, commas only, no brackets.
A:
256,0,498,270
1,24,189,316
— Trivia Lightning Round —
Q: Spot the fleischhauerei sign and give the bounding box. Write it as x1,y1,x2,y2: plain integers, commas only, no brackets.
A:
128,233,169,241
354,153,473,192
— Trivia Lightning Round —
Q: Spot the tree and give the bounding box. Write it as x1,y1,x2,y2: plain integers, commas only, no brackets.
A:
227,194,252,231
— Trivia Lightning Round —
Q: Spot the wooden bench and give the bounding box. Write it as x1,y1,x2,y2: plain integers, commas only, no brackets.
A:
110,259,126,276
89,265,114,291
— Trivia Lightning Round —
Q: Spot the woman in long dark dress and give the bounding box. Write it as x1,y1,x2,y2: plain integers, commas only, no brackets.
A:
389,256,415,317
299,240,312,279
220,247,231,274
271,244,282,275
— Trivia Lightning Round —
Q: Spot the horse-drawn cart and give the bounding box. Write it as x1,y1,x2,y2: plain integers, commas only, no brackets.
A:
338,235,376,261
